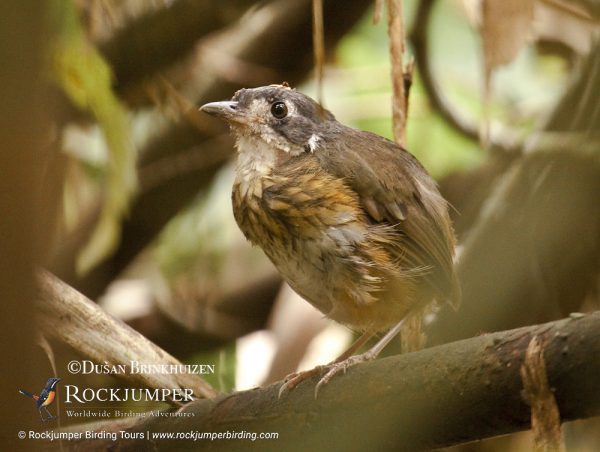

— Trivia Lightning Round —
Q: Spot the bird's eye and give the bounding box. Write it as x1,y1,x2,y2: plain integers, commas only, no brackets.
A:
270,101,288,119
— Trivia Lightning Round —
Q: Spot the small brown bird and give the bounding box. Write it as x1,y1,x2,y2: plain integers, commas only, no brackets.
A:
201,84,460,396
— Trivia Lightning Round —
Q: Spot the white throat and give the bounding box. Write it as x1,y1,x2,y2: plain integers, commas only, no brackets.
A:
233,135,278,199
235,135,277,177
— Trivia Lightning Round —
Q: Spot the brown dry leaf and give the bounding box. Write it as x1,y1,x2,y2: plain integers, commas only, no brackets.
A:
478,0,534,145
400,308,426,352
458,0,599,56
482,0,535,73
520,336,566,452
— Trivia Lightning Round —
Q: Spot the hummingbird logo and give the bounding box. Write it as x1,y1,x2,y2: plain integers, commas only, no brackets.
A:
19,377,61,422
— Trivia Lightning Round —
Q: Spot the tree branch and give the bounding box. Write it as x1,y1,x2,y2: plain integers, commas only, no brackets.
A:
51,312,600,451
36,270,217,400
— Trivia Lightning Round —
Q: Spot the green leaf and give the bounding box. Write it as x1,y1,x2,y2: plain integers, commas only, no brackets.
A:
49,0,137,274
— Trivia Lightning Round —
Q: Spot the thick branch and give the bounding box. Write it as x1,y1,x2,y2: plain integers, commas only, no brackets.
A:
58,312,600,451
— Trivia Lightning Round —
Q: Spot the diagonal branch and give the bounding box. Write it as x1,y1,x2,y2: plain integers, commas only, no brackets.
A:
36,270,217,400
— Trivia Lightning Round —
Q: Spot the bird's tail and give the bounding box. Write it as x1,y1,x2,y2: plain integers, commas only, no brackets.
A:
19,389,35,399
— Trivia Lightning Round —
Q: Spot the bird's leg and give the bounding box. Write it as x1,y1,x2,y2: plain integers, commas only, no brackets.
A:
39,408,48,422
314,317,409,397
42,406,56,421
278,331,373,398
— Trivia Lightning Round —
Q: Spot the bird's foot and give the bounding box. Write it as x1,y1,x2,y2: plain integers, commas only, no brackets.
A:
313,350,376,398
278,349,377,399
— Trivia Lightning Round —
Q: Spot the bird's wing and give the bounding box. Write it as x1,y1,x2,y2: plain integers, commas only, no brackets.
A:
316,129,460,306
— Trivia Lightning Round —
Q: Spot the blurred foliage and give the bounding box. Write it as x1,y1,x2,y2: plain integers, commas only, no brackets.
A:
321,3,482,178
189,342,237,394
428,1,569,132
154,167,235,282
323,1,568,177
50,0,137,274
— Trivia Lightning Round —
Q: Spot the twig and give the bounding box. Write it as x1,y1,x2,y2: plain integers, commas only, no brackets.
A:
312,0,325,104
384,0,423,349
386,0,407,146
373,0,384,24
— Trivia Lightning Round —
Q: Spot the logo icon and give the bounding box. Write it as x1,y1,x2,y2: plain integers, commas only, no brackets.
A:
19,377,61,422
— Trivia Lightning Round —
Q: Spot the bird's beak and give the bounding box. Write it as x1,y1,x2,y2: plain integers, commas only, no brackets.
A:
200,101,240,122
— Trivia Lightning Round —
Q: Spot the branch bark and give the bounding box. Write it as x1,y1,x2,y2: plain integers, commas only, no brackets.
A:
36,271,216,400
386,0,408,146
54,312,600,451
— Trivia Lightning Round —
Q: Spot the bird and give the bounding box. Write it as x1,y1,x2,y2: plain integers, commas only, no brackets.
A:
19,377,61,421
201,84,460,396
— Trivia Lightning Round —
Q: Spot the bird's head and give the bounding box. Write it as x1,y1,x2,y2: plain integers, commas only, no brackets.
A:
201,84,335,156
46,378,61,389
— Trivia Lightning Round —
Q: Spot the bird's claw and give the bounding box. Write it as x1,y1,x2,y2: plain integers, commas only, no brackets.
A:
277,377,296,399
313,353,371,398
278,366,324,399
